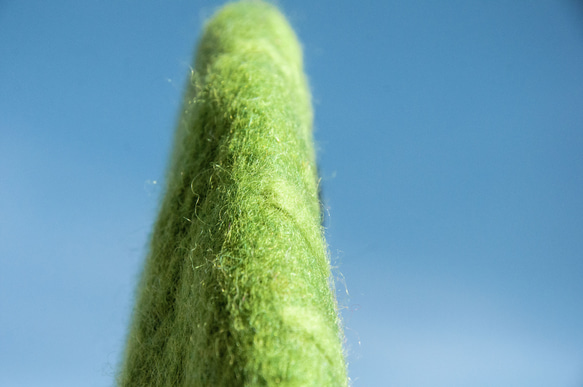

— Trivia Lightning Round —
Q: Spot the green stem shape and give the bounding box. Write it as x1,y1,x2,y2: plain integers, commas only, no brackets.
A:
119,2,347,386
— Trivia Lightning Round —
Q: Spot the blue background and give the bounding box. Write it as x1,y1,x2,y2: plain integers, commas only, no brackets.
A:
1,1,582,386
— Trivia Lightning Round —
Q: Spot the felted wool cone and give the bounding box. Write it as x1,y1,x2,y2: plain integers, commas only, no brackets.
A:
118,2,347,386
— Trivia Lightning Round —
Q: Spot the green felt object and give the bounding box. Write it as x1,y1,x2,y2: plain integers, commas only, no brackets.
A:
118,2,347,386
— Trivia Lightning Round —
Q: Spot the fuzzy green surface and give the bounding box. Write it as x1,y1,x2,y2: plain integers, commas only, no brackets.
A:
118,2,347,386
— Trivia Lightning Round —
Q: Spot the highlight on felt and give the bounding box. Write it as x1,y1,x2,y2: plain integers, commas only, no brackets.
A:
118,2,348,386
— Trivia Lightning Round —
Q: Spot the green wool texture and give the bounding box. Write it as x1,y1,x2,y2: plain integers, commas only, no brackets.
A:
119,2,347,386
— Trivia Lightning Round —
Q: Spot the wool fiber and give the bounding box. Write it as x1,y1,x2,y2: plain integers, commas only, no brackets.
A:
119,2,347,386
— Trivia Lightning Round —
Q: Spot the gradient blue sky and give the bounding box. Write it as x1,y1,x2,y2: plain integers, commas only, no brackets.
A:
1,1,582,386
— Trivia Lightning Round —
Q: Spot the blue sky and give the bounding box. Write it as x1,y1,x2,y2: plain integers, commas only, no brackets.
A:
1,1,582,386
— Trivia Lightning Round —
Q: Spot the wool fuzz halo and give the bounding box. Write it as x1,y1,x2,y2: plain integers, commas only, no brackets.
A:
118,2,348,386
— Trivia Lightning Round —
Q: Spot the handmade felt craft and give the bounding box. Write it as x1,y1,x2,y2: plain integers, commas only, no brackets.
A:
119,2,347,385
